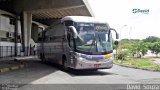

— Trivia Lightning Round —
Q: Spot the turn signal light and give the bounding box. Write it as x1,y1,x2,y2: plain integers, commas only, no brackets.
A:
104,54,112,59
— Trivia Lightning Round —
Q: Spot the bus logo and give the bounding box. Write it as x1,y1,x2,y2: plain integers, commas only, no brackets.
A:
132,9,149,14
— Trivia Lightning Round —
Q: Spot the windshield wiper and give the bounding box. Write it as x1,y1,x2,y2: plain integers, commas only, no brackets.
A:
89,37,97,52
88,34,98,52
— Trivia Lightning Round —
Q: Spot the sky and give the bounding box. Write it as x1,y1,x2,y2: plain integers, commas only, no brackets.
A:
88,0,160,39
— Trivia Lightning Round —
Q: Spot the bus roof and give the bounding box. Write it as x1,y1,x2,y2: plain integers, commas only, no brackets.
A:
61,16,108,24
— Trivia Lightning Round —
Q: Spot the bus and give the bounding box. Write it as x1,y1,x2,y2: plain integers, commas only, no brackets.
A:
37,16,119,70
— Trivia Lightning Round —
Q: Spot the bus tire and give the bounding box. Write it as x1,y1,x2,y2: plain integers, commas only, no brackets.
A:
40,53,45,62
90,69,98,71
62,56,69,71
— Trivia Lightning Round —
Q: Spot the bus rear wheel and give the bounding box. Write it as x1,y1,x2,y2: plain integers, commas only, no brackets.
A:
40,53,45,62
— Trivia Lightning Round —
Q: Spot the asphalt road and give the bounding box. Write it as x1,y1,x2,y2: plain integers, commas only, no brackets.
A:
0,60,160,90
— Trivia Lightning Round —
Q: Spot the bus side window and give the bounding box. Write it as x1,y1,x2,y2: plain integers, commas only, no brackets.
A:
38,37,42,42
38,33,42,42
44,29,52,42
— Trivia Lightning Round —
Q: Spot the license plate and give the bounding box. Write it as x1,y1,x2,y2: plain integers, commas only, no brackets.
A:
94,64,101,68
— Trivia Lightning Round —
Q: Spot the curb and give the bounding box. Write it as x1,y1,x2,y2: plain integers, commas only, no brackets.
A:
114,63,160,72
0,64,26,73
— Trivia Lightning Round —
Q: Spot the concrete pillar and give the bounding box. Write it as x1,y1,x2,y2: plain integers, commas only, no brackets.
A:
20,12,32,56
14,17,18,56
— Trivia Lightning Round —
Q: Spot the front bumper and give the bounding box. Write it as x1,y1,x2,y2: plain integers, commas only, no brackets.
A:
75,58,113,70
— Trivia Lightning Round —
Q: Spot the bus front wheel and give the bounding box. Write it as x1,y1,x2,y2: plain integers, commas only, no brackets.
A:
62,57,69,71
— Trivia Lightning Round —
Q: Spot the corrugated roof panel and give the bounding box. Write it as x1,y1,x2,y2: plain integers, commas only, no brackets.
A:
32,5,90,20
54,10,62,18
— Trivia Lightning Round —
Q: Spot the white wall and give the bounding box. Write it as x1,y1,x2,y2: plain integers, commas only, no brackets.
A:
0,15,15,32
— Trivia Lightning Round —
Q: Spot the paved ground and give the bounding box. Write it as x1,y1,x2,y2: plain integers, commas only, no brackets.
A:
0,56,38,73
0,60,160,90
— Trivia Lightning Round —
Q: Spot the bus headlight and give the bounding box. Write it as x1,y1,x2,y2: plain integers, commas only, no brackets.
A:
77,57,85,61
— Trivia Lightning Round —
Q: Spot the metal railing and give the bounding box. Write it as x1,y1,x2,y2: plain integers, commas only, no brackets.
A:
0,46,15,58
0,46,36,58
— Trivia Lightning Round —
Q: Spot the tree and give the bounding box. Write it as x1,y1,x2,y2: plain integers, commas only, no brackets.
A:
128,44,137,57
121,39,140,44
143,36,160,43
149,42,160,57
127,41,148,58
137,41,148,56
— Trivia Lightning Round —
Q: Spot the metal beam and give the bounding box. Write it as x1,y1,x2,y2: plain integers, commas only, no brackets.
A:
82,0,94,17
0,9,16,17
13,0,84,14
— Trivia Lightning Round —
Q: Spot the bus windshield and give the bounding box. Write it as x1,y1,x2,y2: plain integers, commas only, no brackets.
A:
75,22,113,54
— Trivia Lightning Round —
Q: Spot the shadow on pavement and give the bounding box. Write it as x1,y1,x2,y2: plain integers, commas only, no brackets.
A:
0,59,115,86
0,60,59,85
42,61,115,77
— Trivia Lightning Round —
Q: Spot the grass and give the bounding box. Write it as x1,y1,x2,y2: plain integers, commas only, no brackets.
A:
114,57,160,71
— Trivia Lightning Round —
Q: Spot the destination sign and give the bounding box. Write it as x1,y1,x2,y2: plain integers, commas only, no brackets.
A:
77,23,108,31
95,24,108,31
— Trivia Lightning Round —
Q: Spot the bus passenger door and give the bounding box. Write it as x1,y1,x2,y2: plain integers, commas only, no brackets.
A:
67,29,76,67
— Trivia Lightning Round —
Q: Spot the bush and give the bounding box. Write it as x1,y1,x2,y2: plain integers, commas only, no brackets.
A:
117,47,129,60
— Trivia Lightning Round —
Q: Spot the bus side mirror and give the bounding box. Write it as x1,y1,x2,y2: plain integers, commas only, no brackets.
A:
114,41,119,45
109,28,119,39
116,33,119,39
68,26,78,39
